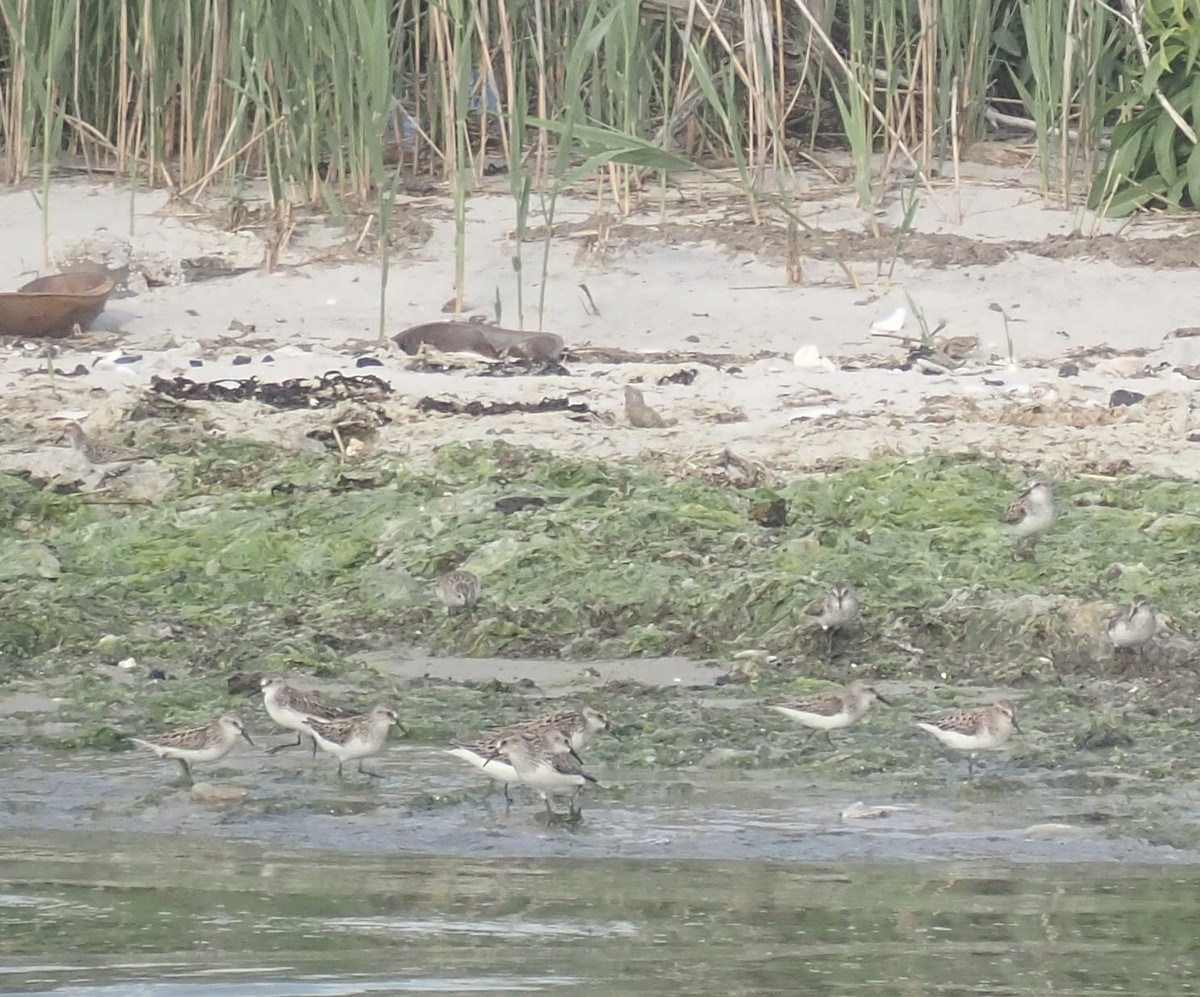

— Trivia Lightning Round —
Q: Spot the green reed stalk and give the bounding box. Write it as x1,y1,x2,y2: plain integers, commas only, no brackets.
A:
507,59,532,328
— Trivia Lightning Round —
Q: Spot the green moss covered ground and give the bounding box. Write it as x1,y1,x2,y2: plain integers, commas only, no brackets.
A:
3,439,1200,840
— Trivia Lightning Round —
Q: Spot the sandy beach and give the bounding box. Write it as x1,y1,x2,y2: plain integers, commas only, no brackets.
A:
1,159,1198,487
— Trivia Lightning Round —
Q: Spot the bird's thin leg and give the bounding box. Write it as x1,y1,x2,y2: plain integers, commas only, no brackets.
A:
823,731,837,750
503,783,513,804
336,761,344,779
966,755,976,779
267,732,303,755
176,758,193,785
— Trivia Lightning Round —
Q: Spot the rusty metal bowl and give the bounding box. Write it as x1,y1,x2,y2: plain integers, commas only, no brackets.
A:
0,271,116,339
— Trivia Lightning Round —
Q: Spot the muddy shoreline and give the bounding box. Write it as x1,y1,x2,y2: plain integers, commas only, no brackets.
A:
4,177,1200,867
2,744,1195,864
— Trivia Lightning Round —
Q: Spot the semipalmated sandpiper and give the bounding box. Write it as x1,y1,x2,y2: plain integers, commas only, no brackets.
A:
128,712,253,785
1108,596,1157,656
64,420,151,466
999,477,1056,559
915,699,1020,777
447,706,611,801
805,581,860,655
438,569,482,613
260,676,355,757
485,728,599,816
624,385,673,428
305,704,400,778
770,679,889,747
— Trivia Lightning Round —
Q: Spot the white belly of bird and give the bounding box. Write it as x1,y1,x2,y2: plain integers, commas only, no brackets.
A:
918,723,1007,753
265,699,311,733
1009,508,1053,539
773,706,852,731
515,761,586,796
313,731,374,762
1110,623,1142,647
447,747,518,785
1110,618,1153,648
135,738,229,764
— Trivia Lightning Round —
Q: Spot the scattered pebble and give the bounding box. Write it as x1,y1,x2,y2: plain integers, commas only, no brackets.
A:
792,345,835,371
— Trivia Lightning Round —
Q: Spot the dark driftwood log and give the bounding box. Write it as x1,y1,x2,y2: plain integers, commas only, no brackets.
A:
392,321,565,361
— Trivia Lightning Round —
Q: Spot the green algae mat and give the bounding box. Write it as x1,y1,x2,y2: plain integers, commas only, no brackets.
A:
3,440,1200,815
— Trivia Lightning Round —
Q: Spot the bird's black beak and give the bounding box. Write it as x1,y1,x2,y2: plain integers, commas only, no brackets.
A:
875,692,892,706
1011,718,1023,734
240,729,255,747
569,746,584,765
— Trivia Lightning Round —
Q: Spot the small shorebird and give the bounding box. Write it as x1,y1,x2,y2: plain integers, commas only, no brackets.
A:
805,581,860,656
485,728,599,816
306,704,400,778
999,477,1056,559
260,676,355,756
624,384,672,428
915,699,1020,777
510,707,612,751
62,420,152,466
447,706,611,801
437,569,482,614
1108,596,1157,657
128,713,254,785
770,680,889,747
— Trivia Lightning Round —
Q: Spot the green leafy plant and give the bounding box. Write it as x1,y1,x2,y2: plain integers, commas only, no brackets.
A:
1091,0,1200,215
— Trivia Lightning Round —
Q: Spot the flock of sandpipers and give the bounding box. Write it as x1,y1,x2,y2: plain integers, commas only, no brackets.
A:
123,475,1161,815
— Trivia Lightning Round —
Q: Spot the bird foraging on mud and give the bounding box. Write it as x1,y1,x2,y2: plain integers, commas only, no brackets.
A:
915,699,1020,778
805,581,860,657
127,713,254,785
305,704,400,779
59,419,152,467
260,676,356,756
999,476,1056,559
448,707,612,803
1108,595,1157,658
624,385,675,428
484,727,599,817
769,680,889,748
437,569,482,614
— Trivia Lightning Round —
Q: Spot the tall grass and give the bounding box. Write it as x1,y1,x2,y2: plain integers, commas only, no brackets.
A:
0,0,1163,271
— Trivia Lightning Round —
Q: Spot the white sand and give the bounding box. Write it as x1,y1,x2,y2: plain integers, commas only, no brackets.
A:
2,160,1198,487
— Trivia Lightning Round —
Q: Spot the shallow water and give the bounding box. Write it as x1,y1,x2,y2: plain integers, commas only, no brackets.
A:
3,746,1200,994
0,745,1194,863
2,832,1200,996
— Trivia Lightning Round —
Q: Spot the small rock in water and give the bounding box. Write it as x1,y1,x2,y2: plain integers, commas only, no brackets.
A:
1022,822,1080,839
840,801,909,822
191,782,249,804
